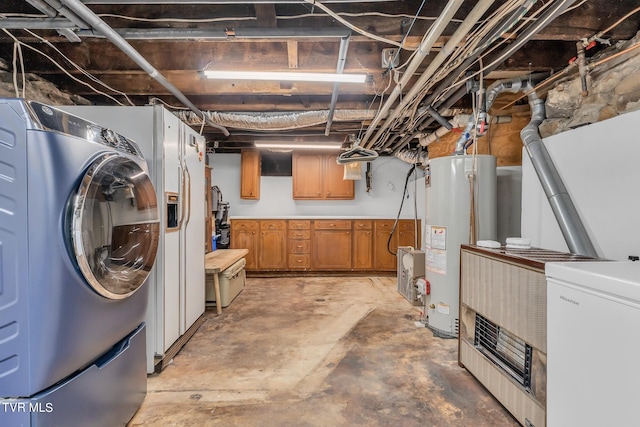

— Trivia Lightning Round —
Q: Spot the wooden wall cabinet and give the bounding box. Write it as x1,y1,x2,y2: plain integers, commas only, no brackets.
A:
288,220,311,270
240,149,260,200
352,220,373,270
258,220,287,270
292,153,354,200
311,220,352,270
230,220,259,270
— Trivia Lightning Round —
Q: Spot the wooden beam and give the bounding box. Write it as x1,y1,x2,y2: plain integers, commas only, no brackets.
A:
287,40,298,69
253,3,277,28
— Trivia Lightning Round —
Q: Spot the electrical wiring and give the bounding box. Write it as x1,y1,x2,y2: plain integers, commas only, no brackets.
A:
386,0,526,133
149,97,189,110
11,41,20,98
427,0,557,109
23,29,135,106
301,0,404,49
6,30,27,98
1,29,129,106
17,40,25,98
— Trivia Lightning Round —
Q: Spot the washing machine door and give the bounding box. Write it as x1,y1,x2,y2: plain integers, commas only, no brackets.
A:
71,153,160,299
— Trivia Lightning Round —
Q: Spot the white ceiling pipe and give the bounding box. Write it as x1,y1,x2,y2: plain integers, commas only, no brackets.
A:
361,0,496,149
358,0,466,148
54,0,230,136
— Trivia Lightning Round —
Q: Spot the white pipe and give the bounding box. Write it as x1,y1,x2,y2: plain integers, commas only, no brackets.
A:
359,0,467,147
361,0,495,149
56,0,230,136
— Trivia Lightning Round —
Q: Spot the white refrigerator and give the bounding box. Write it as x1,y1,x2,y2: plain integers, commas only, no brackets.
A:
546,261,640,427
63,105,206,373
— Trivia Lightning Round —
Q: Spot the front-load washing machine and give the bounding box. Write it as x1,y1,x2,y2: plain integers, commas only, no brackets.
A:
0,99,160,426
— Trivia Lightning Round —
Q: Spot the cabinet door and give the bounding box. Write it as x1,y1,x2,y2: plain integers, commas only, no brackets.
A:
398,219,421,249
323,154,354,199
353,229,373,270
312,230,352,270
231,228,258,270
292,153,323,199
259,221,287,270
373,220,397,271
240,150,260,200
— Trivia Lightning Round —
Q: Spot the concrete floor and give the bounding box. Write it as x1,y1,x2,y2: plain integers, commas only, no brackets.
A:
129,276,519,426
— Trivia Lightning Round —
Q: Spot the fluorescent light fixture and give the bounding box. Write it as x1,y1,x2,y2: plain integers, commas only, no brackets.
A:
254,142,341,150
203,70,367,84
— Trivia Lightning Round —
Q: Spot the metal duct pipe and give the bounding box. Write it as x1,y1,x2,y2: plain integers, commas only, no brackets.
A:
54,0,230,136
521,88,598,257
24,0,83,41
177,109,378,131
462,74,597,257
359,0,467,148
325,36,350,136
31,0,90,29
452,73,549,154
362,0,494,149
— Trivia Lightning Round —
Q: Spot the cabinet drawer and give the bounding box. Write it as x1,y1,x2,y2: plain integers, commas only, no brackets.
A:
289,229,311,239
375,220,394,230
232,220,259,231
289,239,310,254
399,220,417,231
288,220,310,230
353,220,372,230
288,254,310,269
260,220,287,230
313,219,352,230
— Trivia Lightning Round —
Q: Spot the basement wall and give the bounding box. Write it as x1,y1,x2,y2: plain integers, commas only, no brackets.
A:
209,153,426,221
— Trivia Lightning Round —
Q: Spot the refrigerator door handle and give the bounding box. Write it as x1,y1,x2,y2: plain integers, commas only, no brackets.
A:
185,165,192,228
178,164,186,230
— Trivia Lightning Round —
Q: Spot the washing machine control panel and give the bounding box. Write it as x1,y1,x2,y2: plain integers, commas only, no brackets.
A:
28,101,144,158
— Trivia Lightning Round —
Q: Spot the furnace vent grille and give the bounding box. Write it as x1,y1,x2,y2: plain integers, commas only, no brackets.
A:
474,314,532,389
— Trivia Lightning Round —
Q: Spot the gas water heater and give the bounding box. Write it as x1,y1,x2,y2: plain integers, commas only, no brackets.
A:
425,155,497,337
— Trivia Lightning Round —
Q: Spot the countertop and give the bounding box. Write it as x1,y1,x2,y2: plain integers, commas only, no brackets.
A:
230,216,420,220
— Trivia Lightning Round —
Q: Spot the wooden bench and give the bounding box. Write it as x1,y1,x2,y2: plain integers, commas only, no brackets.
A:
205,249,249,315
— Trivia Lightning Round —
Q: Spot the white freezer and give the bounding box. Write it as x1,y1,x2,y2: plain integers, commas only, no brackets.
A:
545,261,640,427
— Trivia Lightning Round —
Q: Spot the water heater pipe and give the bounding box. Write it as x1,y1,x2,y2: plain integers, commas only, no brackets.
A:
473,75,598,257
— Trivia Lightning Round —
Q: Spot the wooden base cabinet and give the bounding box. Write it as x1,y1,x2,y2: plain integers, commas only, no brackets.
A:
288,220,311,270
258,220,287,270
231,218,419,273
373,220,396,271
353,220,373,270
230,220,259,270
311,220,352,270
